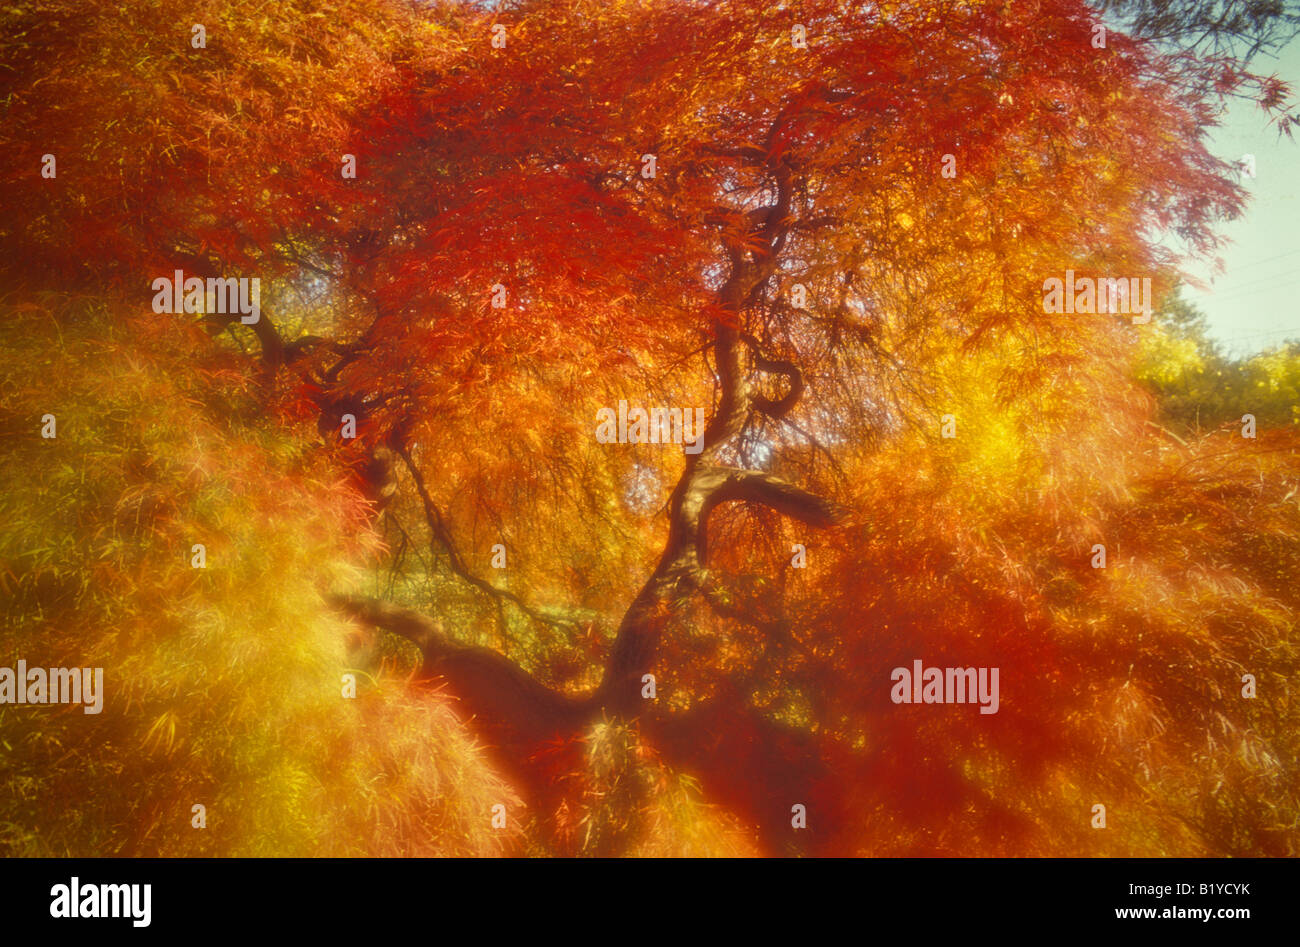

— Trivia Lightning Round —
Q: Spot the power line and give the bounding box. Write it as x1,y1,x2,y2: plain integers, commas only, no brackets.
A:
1215,326,1300,341
1201,273,1300,303
1196,266,1300,294
1213,247,1300,273
1184,249,1300,299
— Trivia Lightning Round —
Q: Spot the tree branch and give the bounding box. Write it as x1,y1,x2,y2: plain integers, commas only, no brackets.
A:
742,334,805,420
709,469,843,528
394,445,580,637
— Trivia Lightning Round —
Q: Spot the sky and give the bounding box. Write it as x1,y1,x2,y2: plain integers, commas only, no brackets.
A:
1180,35,1300,355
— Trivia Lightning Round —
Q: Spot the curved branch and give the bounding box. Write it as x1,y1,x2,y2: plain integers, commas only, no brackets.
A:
332,592,834,855
709,468,843,528
173,246,285,370
741,334,805,420
203,308,284,368
394,445,580,636
330,594,595,806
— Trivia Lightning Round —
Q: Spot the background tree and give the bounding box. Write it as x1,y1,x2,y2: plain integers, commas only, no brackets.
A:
1138,289,1300,432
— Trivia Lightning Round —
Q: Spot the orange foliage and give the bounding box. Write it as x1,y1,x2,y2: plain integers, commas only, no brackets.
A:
1,0,1296,856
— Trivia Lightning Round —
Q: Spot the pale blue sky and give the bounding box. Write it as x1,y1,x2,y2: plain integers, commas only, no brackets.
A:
1180,37,1300,355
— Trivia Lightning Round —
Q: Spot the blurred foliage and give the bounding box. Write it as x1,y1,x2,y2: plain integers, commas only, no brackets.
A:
1137,290,1300,433
549,719,760,857
0,298,516,856
0,0,1296,858
0,297,752,857
678,321,1300,856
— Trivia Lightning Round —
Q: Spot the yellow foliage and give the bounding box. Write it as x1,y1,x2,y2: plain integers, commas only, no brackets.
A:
0,298,515,856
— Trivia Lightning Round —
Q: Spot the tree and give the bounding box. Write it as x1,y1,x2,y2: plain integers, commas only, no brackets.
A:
1138,289,1300,432
1100,0,1300,62
2,0,1297,856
